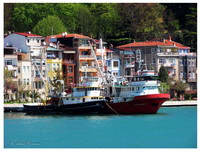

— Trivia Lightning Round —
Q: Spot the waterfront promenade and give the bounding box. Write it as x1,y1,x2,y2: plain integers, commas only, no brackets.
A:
162,100,197,107
4,100,197,112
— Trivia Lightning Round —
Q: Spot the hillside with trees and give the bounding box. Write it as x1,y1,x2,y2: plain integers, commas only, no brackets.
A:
4,3,197,51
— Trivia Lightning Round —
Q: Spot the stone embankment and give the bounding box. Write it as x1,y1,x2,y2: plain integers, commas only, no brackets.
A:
4,103,41,112
162,100,197,107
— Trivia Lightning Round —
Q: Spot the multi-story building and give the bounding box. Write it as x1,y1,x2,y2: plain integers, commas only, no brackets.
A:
117,38,197,90
4,32,47,100
117,40,182,80
17,52,32,91
46,45,63,81
46,33,101,87
179,53,197,90
117,49,136,81
106,49,121,78
4,47,18,100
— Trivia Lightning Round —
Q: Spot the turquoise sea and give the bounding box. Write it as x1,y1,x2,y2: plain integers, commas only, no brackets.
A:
4,106,197,148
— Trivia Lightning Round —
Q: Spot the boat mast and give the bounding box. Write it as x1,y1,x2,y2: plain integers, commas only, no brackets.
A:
89,40,105,84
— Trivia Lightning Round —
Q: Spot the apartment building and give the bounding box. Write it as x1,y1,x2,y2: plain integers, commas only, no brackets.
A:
4,47,18,100
117,40,180,80
117,38,197,90
4,32,47,100
46,33,101,87
106,49,121,78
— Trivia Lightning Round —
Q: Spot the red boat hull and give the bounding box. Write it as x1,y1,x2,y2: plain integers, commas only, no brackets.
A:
105,93,170,114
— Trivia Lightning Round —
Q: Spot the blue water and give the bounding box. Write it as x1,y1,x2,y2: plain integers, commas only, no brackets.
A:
4,106,197,148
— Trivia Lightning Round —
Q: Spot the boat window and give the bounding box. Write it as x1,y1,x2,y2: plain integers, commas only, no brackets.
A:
91,97,98,99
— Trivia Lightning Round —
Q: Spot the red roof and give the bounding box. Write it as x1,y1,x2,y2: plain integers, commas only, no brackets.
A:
164,39,190,49
117,40,190,50
117,41,170,49
15,32,42,37
50,33,91,39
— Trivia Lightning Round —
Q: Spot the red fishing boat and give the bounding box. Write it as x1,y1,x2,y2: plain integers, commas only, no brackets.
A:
103,70,170,114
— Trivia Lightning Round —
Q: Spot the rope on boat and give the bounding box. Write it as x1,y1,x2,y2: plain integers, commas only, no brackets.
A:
105,102,119,115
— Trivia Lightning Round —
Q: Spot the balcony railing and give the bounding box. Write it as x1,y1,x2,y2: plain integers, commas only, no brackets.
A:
124,63,135,68
62,60,75,64
157,52,179,56
79,55,95,59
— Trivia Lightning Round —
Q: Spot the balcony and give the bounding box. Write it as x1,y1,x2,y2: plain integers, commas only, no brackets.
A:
62,60,75,64
5,65,18,70
79,55,95,60
78,44,90,49
124,63,135,68
157,52,179,57
79,66,97,72
162,63,176,67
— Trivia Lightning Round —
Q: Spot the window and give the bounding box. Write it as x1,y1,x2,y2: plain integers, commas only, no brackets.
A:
36,62,41,65
159,58,165,64
113,72,118,76
113,61,118,67
27,39,30,43
42,70,45,77
24,79,26,85
35,70,40,77
23,66,26,72
27,79,29,85
153,58,156,64
97,56,102,60
5,60,12,65
68,77,73,83
151,48,156,53
107,60,111,67
37,40,40,43
68,66,73,73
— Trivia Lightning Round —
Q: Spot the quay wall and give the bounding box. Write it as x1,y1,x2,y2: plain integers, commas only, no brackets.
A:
4,100,197,112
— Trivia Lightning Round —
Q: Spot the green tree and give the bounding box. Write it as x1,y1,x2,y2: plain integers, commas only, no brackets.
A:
55,3,82,33
89,3,120,39
10,3,56,32
183,6,197,52
4,3,15,32
172,80,188,100
75,5,94,36
163,8,182,41
158,66,169,83
32,15,67,36
117,3,166,41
